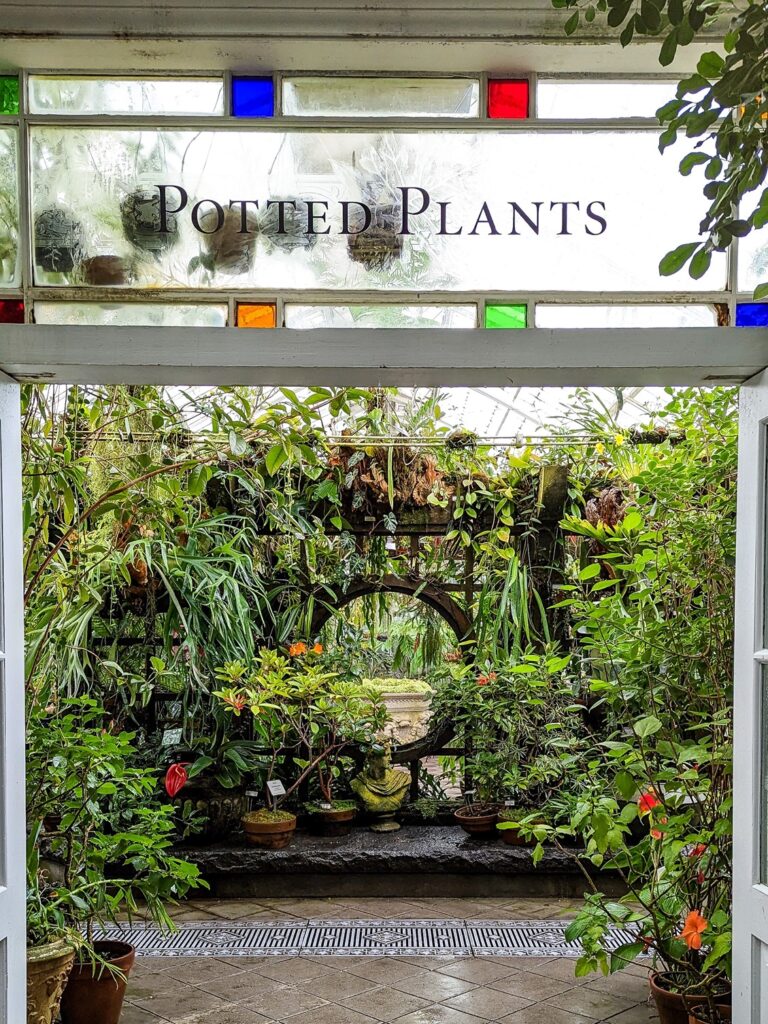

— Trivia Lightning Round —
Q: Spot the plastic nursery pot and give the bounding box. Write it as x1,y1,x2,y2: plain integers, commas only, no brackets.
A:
454,803,501,837
242,809,298,849
27,937,76,1024
59,940,135,1024
649,972,731,1024
305,802,358,837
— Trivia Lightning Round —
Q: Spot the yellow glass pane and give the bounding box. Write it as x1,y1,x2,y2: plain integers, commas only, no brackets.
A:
237,304,276,328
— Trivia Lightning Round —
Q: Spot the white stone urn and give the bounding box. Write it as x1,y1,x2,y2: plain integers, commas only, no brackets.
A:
379,690,432,744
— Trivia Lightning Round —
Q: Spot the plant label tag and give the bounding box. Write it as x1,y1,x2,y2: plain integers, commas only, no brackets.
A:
161,728,182,747
504,800,515,807
245,790,261,799
320,802,332,810
267,780,286,798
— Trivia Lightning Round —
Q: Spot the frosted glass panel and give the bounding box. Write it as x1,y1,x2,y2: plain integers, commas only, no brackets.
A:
537,81,678,119
34,303,227,326
285,305,476,328
0,128,19,287
283,77,479,117
30,127,722,291
536,305,718,327
28,77,224,115
737,227,768,293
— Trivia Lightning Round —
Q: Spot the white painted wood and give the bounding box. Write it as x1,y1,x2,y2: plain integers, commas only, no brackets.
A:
0,325,764,386
733,370,768,1024
0,384,26,1022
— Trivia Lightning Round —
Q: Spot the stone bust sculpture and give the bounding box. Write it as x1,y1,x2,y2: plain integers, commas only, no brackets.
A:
351,744,410,831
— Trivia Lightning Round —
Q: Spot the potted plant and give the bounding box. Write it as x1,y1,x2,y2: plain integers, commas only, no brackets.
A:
27,698,206,1024
214,644,386,845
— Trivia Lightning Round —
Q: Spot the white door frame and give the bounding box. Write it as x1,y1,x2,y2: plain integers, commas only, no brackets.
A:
2,324,767,1020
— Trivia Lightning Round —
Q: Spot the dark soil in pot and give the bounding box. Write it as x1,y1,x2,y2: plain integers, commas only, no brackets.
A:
59,940,135,1024
649,972,731,1024
34,206,85,273
454,803,501,837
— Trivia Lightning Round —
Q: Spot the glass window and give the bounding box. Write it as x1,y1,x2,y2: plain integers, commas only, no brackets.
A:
487,80,529,120
0,128,19,287
29,127,724,292
485,304,527,328
738,225,768,293
0,77,19,116
537,80,678,119
285,305,476,328
0,300,23,324
736,304,768,328
28,76,224,115
282,77,480,118
33,303,228,326
237,303,276,327
231,78,275,118
535,304,719,327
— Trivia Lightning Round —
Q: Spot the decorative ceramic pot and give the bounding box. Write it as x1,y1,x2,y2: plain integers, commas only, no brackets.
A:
59,940,135,1024
454,803,501,837
242,811,297,849
379,691,431,744
649,972,731,1024
176,780,249,842
27,937,75,1024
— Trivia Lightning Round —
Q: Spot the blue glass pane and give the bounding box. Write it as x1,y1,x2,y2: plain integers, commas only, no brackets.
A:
736,303,768,327
232,77,274,117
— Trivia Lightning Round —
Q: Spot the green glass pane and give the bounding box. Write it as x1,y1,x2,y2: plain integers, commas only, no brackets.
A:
485,304,527,329
0,77,19,116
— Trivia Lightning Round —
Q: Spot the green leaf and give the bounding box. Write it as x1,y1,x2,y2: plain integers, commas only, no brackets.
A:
660,31,678,67
610,941,644,973
690,248,712,280
753,282,768,301
634,715,662,738
679,152,710,176
659,242,699,276
186,463,210,497
697,51,725,79
579,563,601,581
265,444,288,476
564,11,580,34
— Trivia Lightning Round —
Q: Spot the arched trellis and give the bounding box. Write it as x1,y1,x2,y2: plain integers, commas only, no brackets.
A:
309,574,474,763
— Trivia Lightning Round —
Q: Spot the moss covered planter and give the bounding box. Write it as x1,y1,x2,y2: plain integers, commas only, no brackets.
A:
305,801,358,837
27,937,75,1024
242,809,297,849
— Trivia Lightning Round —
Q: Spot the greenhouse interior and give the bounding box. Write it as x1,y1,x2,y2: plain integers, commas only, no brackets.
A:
3,2,768,1024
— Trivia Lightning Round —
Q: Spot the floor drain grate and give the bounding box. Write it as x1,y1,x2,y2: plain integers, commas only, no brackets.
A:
99,918,641,958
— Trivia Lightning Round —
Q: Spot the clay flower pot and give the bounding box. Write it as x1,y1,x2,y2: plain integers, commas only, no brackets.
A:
59,940,135,1024
26,937,75,1024
242,810,297,849
649,972,731,1024
497,810,545,846
78,255,132,286
454,803,501,837
306,802,357,837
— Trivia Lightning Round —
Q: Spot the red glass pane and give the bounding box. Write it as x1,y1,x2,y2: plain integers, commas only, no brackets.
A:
0,300,24,324
488,79,529,119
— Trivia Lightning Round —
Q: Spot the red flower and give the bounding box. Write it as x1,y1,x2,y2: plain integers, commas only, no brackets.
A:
476,675,489,686
488,672,498,681
221,693,247,713
638,790,662,816
165,763,190,799
679,910,708,950
689,843,707,859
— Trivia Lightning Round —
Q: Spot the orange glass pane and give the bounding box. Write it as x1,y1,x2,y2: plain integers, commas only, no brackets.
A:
237,304,276,328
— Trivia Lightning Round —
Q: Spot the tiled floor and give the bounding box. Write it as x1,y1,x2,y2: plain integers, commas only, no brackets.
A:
121,899,659,1024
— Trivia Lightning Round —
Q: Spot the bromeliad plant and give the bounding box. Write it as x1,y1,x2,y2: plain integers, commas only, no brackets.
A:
213,645,387,813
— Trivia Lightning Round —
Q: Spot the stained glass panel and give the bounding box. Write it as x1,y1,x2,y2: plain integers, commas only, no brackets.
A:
536,304,719,327
285,305,476,328
28,77,224,115
0,128,19,287
0,77,19,116
487,80,529,119
232,78,274,117
537,80,678,119
237,303,276,328
283,77,480,117
485,304,527,328
0,300,23,324
33,303,228,326
736,303,768,327
29,127,723,291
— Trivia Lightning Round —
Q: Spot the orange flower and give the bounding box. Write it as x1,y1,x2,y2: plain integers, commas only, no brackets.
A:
650,816,668,840
312,643,323,655
638,790,662,816
488,672,498,681
288,642,308,657
222,693,247,713
679,910,708,950
476,675,488,686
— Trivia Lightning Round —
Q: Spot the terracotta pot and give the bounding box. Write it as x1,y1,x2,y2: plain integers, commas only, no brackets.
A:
688,1010,732,1024
242,812,297,849
308,806,357,837
499,822,536,846
59,940,135,1024
649,972,731,1024
78,255,132,286
27,937,75,1024
454,804,500,837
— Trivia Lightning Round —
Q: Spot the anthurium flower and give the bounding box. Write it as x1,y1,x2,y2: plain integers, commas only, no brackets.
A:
679,910,708,950
638,790,662,816
165,762,190,798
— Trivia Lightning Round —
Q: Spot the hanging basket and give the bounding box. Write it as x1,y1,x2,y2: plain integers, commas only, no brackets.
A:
34,207,85,274
260,197,317,253
120,187,179,255
347,204,402,271
201,206,259,275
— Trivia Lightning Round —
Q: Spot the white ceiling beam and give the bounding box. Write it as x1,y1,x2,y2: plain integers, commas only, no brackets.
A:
0,325,764,386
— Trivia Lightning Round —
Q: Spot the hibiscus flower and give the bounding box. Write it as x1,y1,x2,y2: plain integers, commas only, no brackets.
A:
679,910,708,950
638,790,662,816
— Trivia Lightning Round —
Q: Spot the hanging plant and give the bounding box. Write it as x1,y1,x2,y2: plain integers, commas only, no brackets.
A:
260,196,318,253
77,255,132,286
347,203,403,271
200,206,259,275
34,206,85,273
120,187,179,256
